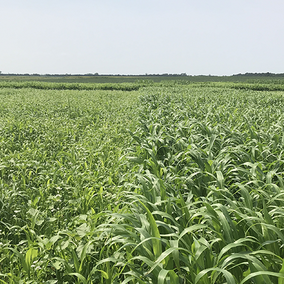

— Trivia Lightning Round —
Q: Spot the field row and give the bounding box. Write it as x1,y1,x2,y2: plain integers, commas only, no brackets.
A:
1,80,284,92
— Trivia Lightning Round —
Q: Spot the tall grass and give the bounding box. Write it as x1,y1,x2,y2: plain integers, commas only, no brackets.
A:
0,81,143,91
95,87,284,283
1,85,284,283
0,87,139,283
2,80,284,92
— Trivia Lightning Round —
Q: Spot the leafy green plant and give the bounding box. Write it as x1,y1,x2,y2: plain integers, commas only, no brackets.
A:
1,83,284,283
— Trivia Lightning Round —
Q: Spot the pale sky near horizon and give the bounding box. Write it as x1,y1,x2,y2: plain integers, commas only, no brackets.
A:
1,0,283,75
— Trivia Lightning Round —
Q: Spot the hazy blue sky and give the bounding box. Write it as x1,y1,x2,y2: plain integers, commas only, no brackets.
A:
1,0,283,75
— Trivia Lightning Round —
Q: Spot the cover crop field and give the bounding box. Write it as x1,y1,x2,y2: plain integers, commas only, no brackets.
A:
1,81,284,283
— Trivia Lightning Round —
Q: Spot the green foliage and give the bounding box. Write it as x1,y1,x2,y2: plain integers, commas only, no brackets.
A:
0,87,139,282
2,79,284,92
1,83,284,283
0,81,143,91
97,87,284,283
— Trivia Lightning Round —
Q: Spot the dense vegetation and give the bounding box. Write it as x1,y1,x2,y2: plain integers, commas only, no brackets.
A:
1,73,284,84
2,80,284,92
1,82,284,283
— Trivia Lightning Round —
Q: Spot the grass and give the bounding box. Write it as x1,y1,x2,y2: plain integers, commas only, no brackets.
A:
0,82,284,283
2,79,284,92
0,87,139,283
118,87,284,283
1,73,284,84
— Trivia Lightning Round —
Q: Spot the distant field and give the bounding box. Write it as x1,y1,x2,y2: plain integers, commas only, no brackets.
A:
1,81,284,283
1,73,284,84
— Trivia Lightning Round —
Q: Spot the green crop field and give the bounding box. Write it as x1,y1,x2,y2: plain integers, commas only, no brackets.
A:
1,81,284,283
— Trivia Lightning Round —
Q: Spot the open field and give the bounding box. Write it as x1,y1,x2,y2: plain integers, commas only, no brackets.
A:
1,73,284,84
1,81,284,283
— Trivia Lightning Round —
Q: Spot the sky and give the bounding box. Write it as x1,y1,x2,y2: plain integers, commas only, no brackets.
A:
1,0,284,75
